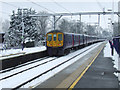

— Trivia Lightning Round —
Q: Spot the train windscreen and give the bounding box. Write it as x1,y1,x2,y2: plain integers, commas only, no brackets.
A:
47,34,52,41
58,34,62,41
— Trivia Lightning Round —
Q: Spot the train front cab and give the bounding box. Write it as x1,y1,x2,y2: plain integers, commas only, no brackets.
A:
46,32,64,56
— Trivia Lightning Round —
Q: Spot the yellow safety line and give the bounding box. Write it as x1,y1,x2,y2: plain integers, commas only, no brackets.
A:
68,45,104,90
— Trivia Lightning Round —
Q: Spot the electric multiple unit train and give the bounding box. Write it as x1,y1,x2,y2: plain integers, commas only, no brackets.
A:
46,30,103,56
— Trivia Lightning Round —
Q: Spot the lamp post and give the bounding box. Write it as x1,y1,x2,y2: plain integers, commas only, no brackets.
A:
107,8,114,37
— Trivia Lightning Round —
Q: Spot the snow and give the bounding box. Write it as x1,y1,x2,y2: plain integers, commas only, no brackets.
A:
0,44,3,50
1,41,119,89
0,57,56,80
0,42,103,89
0,46,46,60
104,41,119,77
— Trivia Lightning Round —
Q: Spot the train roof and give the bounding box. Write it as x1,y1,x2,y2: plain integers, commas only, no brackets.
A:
47,30,63,33
113,35,120,39
47,30,82,35
47,30,98,37
64,32,83,36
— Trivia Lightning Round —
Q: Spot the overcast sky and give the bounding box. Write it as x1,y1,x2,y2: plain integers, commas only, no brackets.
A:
0,0,120,30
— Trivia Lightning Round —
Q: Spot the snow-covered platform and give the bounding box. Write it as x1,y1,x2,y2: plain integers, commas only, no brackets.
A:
0,46,46,59
0,46,47,70
34,41,119,89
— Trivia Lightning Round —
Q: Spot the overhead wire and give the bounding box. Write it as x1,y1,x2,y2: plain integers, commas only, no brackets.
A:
96,0,104,11
0,11,10,15
27,0,55,13
0,1,18,17
52,0,72,14
96,0,107,28
0,1,18,8
52,0,73,19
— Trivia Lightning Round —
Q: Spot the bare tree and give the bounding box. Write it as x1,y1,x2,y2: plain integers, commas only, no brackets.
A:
58,19,71,32
1,19,10,32
86,25,96,35
36,11,49,41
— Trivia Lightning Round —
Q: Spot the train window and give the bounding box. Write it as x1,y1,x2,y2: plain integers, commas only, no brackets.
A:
47,34,52,41
58,34,62,41
53,34,57,41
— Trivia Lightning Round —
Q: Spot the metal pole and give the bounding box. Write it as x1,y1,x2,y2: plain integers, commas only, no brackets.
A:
111,0,114,36
79,14,81,22
98,14,100,26
54,15,63,24
79,14,81,33
22,9,24,50
98,14,100,36
53,15,56,30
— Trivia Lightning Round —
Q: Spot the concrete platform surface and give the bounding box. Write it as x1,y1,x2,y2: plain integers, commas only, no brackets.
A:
74,47,118,89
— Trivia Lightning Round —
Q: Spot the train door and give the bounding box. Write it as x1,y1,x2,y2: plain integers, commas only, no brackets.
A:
72,35,74,47
53,33,57,47
83,35,84,45
57,33,63,47
47,33,53,47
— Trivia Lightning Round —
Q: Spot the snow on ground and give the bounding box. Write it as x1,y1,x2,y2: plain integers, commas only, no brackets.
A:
0,44,3,50
0,46,46,59
104,41,119,77
0,42,103,89
1,41,119,88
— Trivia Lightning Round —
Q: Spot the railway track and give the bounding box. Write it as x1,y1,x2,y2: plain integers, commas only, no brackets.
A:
0,42,103,89
0,56,49,73
0,57,58,80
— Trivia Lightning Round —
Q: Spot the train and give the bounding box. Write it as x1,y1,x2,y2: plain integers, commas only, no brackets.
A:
46,30,103,56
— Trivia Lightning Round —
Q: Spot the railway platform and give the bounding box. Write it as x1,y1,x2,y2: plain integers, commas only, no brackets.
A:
71,46,119,89
0,46,47,70
33,41,119,89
